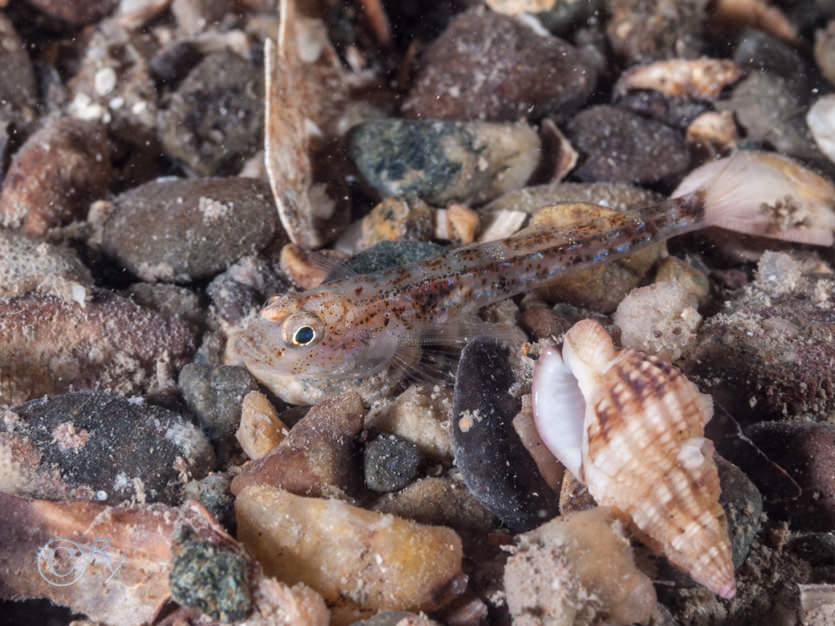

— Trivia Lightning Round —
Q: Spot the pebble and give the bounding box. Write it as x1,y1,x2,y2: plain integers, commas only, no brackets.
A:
68,21,158,136
452,338,559,532
25,0,117,25
168,525,251,622
364,433,424,493
606,0,707,63
344,240,445,276
734,29,811,92
614,281,702,362
0,229,92,301
684,253,835,419
815,20,835,86
236,391,288,460
0,14,37,127
654,256,711,306
348,119,540,206
716,457,763,571
349,611,439,626
101,177,277,282
149,41,203,87
207,255,292,326
371,476,497,536
566,105,690,183
504,507,656,626
158,51,264,176
235,485,465,612
0,118,113,236
402,7,597,121
807,94,835,164
717,72,820,161
359,197,435,250
744,422,835,532
231,392,364,499
183,472,235,530
366,384,454,462
0,392,214,505
0,290,198,406
483,180,664,217
171,0,233,35
126,282,204,330
179,363,259,440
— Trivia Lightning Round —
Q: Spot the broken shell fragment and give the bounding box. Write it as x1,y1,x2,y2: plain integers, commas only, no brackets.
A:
614,58,742,100
532,319,736,599
673,150,835,246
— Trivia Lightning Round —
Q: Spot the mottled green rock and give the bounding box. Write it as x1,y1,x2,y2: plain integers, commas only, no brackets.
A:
169,526,251,622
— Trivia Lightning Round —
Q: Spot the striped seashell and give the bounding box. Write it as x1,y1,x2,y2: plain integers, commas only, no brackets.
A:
532,319,736,600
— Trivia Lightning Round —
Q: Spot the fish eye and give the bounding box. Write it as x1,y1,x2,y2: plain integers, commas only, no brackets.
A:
292,325,316,346
281,312,323,348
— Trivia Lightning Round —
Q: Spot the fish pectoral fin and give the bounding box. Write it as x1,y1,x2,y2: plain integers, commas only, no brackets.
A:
422,314,525,348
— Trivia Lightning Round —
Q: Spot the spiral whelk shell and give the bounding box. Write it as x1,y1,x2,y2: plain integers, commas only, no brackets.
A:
532,319,736,599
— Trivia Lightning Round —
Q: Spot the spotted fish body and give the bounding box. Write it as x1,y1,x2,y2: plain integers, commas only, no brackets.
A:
236,195,707,404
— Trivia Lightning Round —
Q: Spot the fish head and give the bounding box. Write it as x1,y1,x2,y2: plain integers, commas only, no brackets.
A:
234,289,403,400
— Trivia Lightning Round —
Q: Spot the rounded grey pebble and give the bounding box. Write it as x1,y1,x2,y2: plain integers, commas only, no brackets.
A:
207,256,292,325
184,473,235,531
452,337,559,533
566,105,690,183
6,392,214,505
364,434,424,493
179,363,259,440
158,50,264,176
169,525,251,622
101,177,277,283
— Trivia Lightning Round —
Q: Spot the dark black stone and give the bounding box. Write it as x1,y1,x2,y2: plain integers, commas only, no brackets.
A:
452,337,559,533
566,105,690,184
8,392,214,505
364,433,424,493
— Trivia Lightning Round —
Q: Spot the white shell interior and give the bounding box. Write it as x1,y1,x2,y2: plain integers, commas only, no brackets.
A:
531,345,586,479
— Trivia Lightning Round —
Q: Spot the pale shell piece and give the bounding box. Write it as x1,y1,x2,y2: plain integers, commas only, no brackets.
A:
673,150,835,247
534,320,735,600
615,58,743,100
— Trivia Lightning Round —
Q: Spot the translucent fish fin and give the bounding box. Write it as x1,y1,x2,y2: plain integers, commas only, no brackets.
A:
673,151,835,246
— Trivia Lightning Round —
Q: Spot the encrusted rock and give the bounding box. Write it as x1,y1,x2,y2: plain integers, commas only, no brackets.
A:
0,118,113,236
684,252,835,419
359,197,435,250
0,290,198,406
348,119,540,206
403,7,597,121
614,281,702,362
26,0,117,25
504,507,656,626
0,14,37,126
101,177,277,282
0,230,92,301
0,392,214,505
168,525,251,622
606,0,708,63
